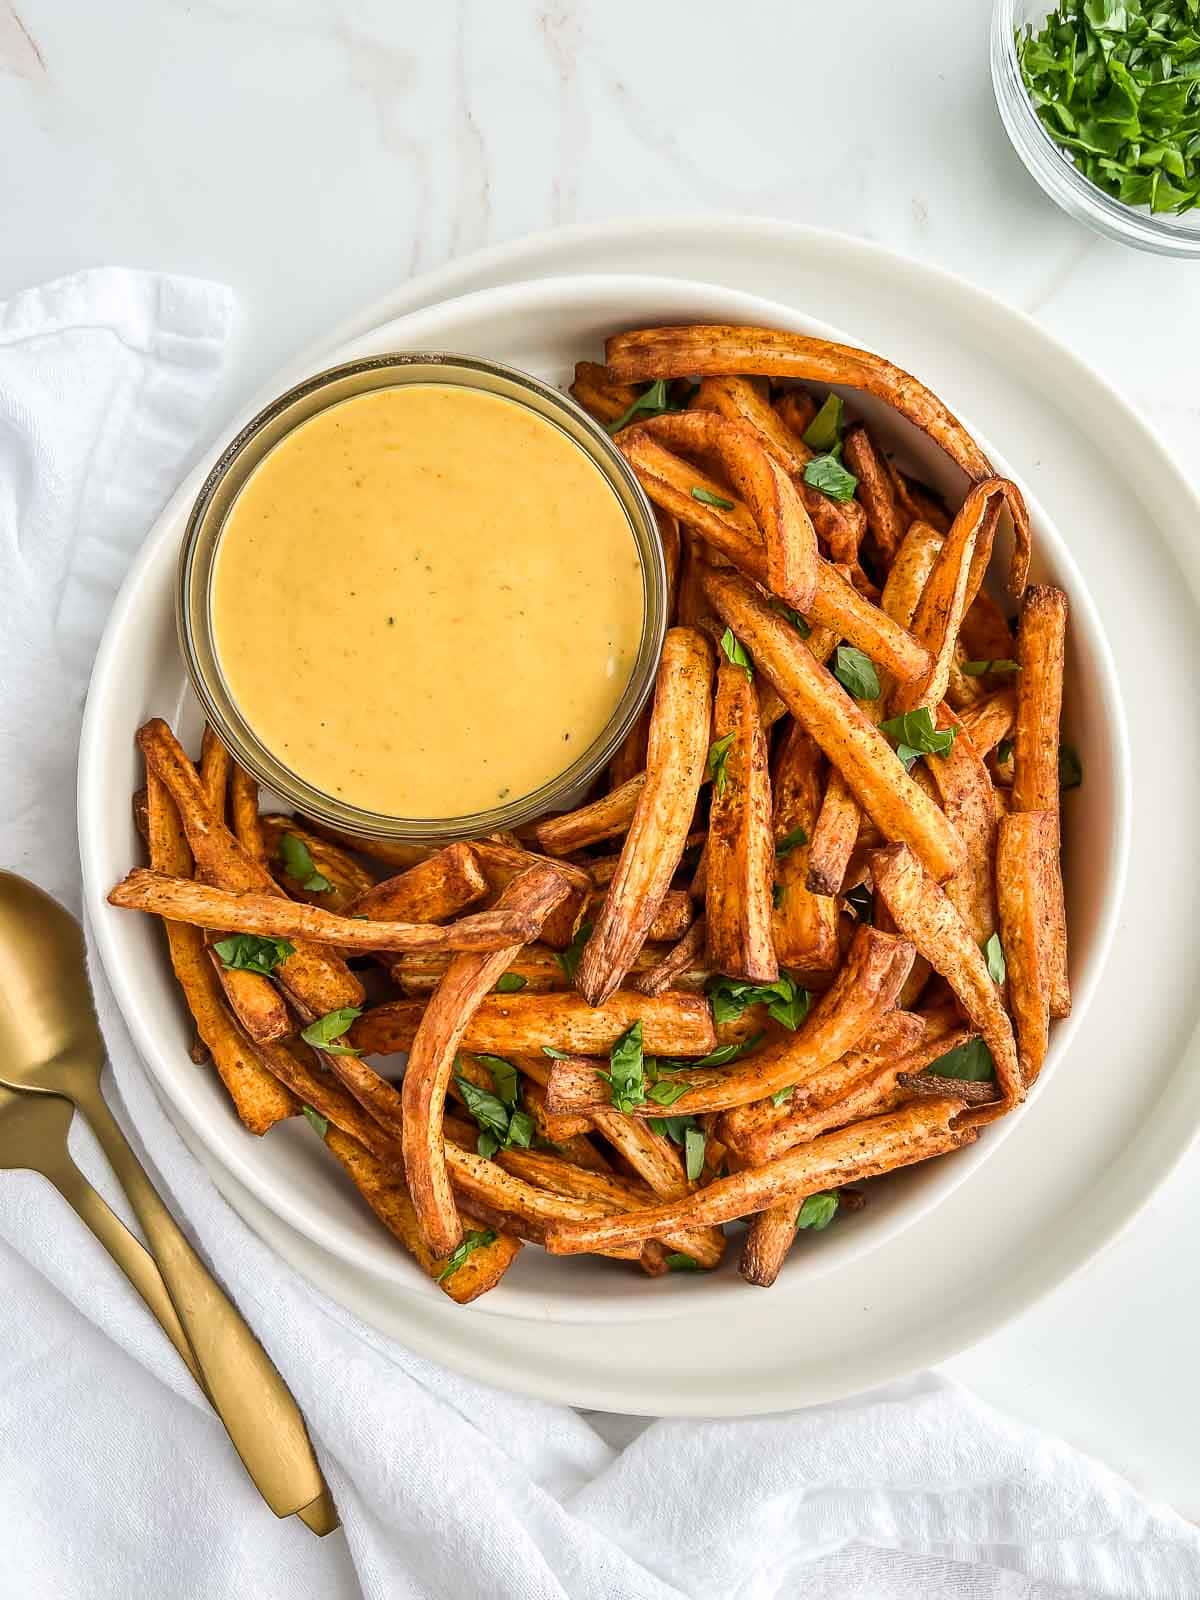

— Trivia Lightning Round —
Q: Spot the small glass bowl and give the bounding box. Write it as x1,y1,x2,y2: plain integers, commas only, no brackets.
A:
178,353,667,840
992,0,1200,257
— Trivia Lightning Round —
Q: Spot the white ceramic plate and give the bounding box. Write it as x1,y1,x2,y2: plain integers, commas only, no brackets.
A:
79,270,1126,1325
79,219,1200,1409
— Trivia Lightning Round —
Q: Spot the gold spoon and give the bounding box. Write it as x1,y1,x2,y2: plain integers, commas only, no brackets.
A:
0,871,334,1527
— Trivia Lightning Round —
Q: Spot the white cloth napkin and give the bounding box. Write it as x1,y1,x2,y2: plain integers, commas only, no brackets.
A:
1,268,1198,1600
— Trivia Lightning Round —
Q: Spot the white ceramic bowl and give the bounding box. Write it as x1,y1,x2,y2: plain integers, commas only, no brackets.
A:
80,273,1130,1323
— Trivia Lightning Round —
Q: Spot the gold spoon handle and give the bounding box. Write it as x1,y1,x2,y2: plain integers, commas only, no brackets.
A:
49,1156,202,1385
74,1079,327,1519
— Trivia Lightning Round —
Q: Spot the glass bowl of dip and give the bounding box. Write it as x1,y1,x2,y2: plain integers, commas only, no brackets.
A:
178,354,668,839
992,0,1200,257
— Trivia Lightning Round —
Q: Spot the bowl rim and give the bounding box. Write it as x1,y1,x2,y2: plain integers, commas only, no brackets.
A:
991,0,1200,258
80,268,1132,1323
177,350,667,839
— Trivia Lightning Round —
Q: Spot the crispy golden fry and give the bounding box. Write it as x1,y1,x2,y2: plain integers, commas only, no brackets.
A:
705,657,778,982
629,412,819,611
544,1097,974,1252
348,841,489,926
204,939,292,1044
394,941,711,998
351,987,716,1058
108,868,549,954
885,459,951,533
1012,585,1070,1019
805,767,860,899
604,324,1031,595
137,720,362,1017
471,840,591,950
925,709,998,946
996,810,1055,1088
199,725,231,818
689,376,868,570
495,1148,723,1268
569,359,640,424
631,918,708,997
899,1070,998,1106
578,627,713,1005
516,1077,598,1151
230,764,267,865
773,389,817,437
132,786,150,849
533,774,645,857
324,1127,521,1304
806,562,931,684
588,886,693,947
882,519,942,631
255,1037,406,1157
891,481,1006,714
720,1010,927,1163
842,424,906,568
739,1200,799,1287
771,722,840,976
703,571,965,882
960,590,1017,667
959,688,1017,757
259,814,376,912
870,843,1020,1104
144,773,296,1131
300,819,436,870
402,864,572,1256
550,923,913,1118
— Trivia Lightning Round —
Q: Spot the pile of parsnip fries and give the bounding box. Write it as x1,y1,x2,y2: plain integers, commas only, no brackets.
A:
110,323,1074,1300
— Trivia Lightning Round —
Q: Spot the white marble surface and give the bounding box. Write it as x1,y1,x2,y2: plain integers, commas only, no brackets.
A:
3,0,1199,1520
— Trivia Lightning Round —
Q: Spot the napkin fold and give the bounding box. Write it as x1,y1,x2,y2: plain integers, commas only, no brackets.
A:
1,267,1198,1600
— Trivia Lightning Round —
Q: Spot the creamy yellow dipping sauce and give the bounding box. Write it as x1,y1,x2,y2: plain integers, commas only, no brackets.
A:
211,383,645,818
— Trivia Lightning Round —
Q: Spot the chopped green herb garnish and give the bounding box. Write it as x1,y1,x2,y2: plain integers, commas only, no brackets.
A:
1059,744,1083,789
684,1125,706,1182
961,658,1019,676
596,1020,648,1113
605,378,682,434
771,1085,795,1107
773,882,785,909
455,1070,533,1158
985,932,1006,985
665,1252,702,1272
706,732,736,797
213,933,294,976
300,1007,362,1056
795,1192,839,1231
494,972,527,994
436,1229,497,1281
803,448,858,502
692,485,735,511
925,1038,995,1082
542,1045,573,1060
646,1078,692,1107
301,1104,328,1138
720,627,754,680
685,1030,765,1069
555,920,593,982
775,825,809,858
832,645,880,701
879,706,957,770
708,974,811,1031
473,1055,520,1107
769,600,811,638
278,833,332,893
996,737,1015,766
1017,0,1200,218
802,393,845,452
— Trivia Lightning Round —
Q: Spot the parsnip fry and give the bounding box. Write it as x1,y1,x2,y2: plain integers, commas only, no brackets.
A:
324,1127,521,1304
925,708,999,946
533,775,645,857
807,563,930,685
351,988,715,1058
108,868,550,954
959,688,1017,757
199,725,231,817
870,842,1020,1104
394,942,711,998
629,411,819,610
841,424,906,568
230,764,267,865
633,917,707,997
805,767,860,899
205,941,292,1045
705,657,778,982
771,722,839,975
578,628,713,1004
144,773,295,1132
300,819,435,870
347,841,489,924
471,840,591,950
569,359,640,425
996,810,1055,1088
703,571,965,882
550,923,913,1117
260,814,375,911
1012,585,1070,1018
544,1097,974,1253
739,1200,800,1288
137,719,362,1017
604,324,1031,595
402,864,572,1256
